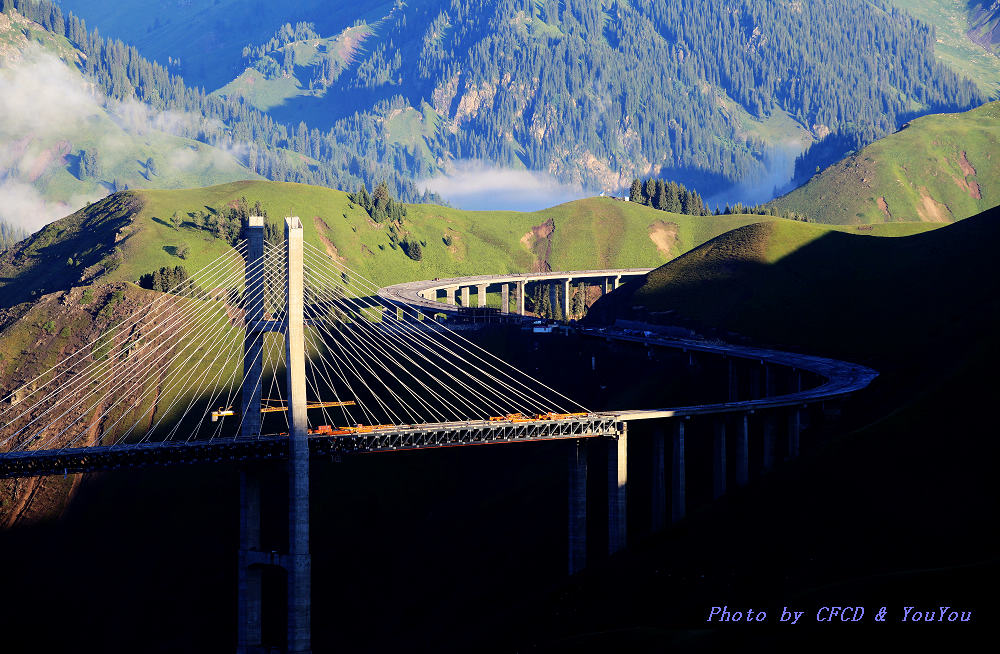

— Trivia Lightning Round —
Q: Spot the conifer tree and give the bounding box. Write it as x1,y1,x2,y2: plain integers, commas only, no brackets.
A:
629,178,643,203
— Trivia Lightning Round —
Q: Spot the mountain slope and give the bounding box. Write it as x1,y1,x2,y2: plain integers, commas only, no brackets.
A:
59,0,983,196
887,0,1000,96
768,101,1000,224
0,9,259,232
0,181,820,315
968,0,1000,53
590,207,998,368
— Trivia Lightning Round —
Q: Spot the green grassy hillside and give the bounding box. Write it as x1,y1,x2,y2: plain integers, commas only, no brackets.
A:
594,207,997,372
1,180,947,318
770,101,1000,224
22,181,805,295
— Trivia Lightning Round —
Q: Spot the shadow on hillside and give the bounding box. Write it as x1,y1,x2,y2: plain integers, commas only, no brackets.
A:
588,210,1000,372
0,194,143,311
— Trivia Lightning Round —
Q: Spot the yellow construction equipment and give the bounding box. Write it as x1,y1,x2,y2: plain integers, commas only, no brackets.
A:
211,400,356,421
211,407,235,422
260,399,356,414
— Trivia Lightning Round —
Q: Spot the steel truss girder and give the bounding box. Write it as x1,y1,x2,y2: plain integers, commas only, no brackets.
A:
0,416,621,478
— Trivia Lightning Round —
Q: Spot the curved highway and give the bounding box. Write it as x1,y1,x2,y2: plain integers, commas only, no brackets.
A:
378,268,653,315
380,270,878,417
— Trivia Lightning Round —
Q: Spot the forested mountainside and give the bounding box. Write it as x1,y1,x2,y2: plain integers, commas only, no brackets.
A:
3,0,434,203
0,8,264,235
969,0,1000,52
54,0,982,197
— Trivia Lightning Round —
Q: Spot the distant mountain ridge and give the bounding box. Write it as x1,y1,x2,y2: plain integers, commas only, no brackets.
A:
57,0,984,198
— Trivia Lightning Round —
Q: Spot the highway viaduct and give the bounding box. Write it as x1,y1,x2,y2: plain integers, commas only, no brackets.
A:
378,271,878,575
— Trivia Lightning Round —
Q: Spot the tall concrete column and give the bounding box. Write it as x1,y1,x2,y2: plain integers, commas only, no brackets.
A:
240,217,265,440
713,417,726,499
762,412,776,473
562,278,571,320
516,280,525,315
602,277,610,295
461,286,470,307
671,420,686,523
614,275,622,289
238,217,265,653
500,284,509,314
444,286,456,305
787,407,801,459
651,426,666,533
284,217,311,654
736,414,749,487
788,372,803,458
477,283,488,307
607,428,627,555
568,440,587,575
237,470,262,652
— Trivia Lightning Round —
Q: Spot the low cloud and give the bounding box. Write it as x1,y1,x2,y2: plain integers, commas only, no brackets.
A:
0,179,102,232
704,141,804,210
419,161,595,212
0,47,249,234
0,50,104,231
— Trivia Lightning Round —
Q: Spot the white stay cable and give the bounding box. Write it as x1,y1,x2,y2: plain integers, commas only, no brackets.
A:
303,242,586,412
0,245,252,441
0,242,248,410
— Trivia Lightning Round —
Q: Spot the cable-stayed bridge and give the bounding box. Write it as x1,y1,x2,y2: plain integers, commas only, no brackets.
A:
0,217,876,653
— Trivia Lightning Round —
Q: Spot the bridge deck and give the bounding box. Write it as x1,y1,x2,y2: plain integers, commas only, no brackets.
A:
0,415,621,479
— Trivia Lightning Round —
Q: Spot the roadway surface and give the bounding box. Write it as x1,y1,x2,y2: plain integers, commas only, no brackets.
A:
378,268,653,314
0,270,878,478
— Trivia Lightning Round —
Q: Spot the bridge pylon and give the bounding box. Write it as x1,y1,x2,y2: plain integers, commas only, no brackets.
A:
237,216,312,654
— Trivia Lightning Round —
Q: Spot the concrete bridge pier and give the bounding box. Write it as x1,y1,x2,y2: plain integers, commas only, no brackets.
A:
787,407,801,459
516,280,525,315
237,470,263,652
562,279,571,320
787,373,803,459
651,426,666,533
712,417,726,499
500,284,509,314
477,283,488,307
608,427,628,555
461,286,470,307
762,412,777,472
736,414,749,487
238,218,265,654
285,217,312,654
672,419,686,523
568,440,588,575
444,286,456,305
